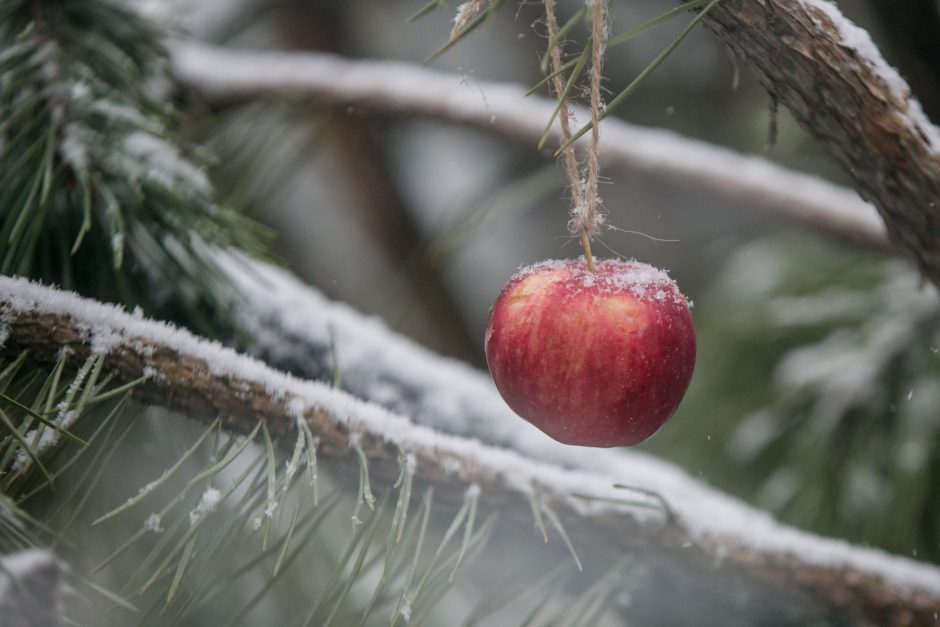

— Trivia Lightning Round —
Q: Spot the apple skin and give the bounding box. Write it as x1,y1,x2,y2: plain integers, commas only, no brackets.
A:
484,258,695,448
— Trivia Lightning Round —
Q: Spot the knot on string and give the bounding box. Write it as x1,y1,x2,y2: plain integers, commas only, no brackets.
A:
567,198,606,239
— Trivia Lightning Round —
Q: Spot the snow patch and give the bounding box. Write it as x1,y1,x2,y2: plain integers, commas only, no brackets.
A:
806,0,940,153
117,131,211,193
0,550,61,606
60,123,91,172
509,257,689,307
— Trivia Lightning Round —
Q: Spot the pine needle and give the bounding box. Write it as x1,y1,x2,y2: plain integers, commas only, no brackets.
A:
449,483,480,582
301,500,384,627
356,479,421,627
76,576,140,613
391,488,434,627
539,5,588,73
261,422,278,546
164,532,198,608
298,420,319,505
460,562,572,627
525,56,579,97
557,0,723,154
607,0,710,48
425,0,506,64
272,502,303,578
407,0,446,22
0,389,89,445
219,492,340,626
526,488,549,543
0,406,55,488
391,453,415,544
537,45,590,150
350,437,376,531
409,514,497,626
185,421,262,489
541,501,582,572
93,417,221,525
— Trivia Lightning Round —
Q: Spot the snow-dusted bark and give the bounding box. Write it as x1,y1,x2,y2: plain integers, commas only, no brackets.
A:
168,42,890,253
698,0,940,286
2,271,940,625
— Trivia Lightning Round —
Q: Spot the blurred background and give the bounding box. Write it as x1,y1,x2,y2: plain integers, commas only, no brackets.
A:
4,0,940,624
175,0,926,362
173,0,940,563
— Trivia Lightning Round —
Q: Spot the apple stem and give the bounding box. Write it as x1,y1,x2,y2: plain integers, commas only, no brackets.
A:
580,231,595,272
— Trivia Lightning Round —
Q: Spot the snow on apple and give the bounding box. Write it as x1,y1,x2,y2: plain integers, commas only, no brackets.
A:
485,258,696,447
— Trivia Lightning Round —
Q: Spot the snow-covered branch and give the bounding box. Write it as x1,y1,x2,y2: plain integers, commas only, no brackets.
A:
698,0,940,286
168,42,891,254
2,274,939,625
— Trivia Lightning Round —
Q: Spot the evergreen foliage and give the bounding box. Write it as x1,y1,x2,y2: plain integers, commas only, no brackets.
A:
0,351,502,625
649,238,940,562
0,0,268,334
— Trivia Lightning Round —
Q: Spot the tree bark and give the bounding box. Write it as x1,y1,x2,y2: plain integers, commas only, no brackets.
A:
696,0,940,287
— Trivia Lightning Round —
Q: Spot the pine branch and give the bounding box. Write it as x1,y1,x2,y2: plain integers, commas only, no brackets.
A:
693,0,940,287
2,275,939,626
168,42,891,254
0,0,269,335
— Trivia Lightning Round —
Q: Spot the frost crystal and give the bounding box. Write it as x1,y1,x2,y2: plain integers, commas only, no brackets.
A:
138,472,166,496
264,500,278,518
398,600,412,622
144,513,164,533
189,487,222,525
511,258,689,307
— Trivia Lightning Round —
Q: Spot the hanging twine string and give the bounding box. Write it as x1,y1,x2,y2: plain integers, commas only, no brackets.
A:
544,0,585,217
582,0,606,264
545,0,607,272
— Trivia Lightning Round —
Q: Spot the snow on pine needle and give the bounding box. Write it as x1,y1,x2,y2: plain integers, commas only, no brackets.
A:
0,0,269,336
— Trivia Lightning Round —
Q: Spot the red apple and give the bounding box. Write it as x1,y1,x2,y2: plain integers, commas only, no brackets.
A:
484,258,695,447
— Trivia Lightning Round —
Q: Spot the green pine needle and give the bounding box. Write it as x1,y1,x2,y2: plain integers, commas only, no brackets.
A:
0,0,272,339
557,0,723,155
425,0,507,64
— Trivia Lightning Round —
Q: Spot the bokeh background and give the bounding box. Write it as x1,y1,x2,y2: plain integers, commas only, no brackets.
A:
175,0,940,562
4,1,940,624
